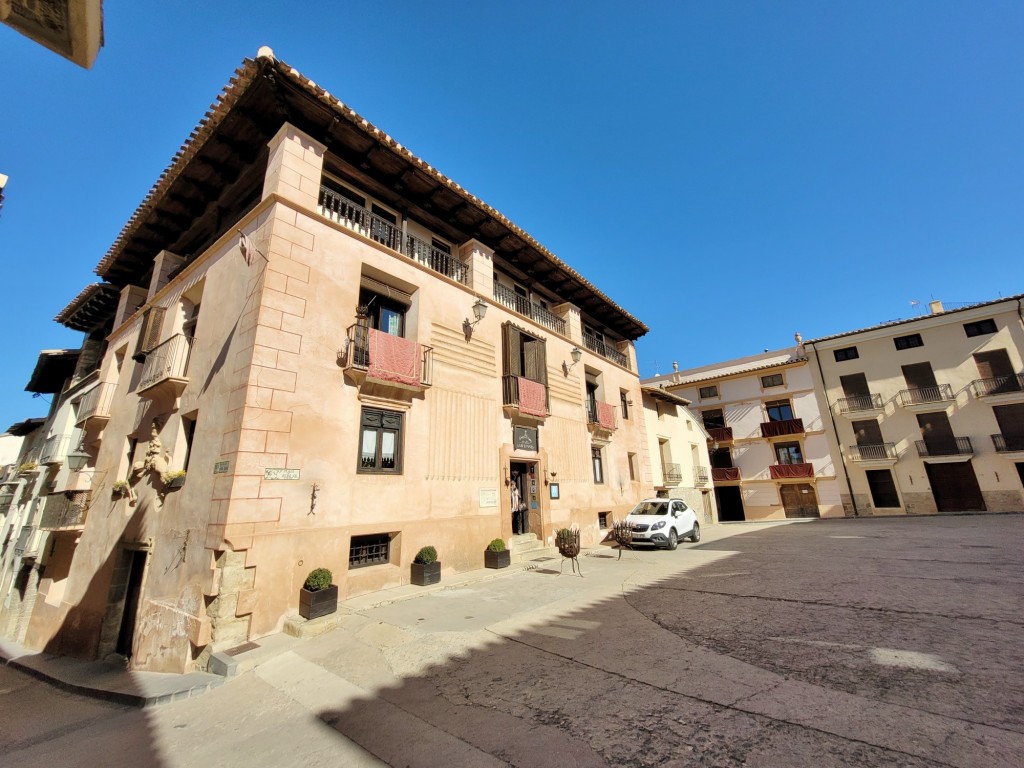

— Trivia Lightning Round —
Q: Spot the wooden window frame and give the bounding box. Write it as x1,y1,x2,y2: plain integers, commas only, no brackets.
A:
698,385,719,399
761,373,784,388
358,408,403,474
893,333,924,350
964,319,997,338
591,446,604,485
833,346,859,362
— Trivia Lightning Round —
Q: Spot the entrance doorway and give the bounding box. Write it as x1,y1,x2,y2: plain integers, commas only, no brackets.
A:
116,550,148,658
509,461,538,535
715,485,745,521
925,462,986,512
780,483,820,518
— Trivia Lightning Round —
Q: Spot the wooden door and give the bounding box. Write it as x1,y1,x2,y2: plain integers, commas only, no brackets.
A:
780,483,819,518
925,462,986,512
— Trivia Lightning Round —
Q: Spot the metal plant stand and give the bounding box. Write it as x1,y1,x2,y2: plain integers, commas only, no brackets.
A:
556,528,583,577
610,520,635,560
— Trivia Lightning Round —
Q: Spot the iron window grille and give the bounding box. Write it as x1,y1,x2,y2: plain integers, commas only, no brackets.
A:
349,534,391,568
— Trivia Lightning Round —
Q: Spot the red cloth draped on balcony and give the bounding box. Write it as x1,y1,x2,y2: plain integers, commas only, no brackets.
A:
517,376,548,418
596,400,616,430
769,463,814,479
368,329,422,387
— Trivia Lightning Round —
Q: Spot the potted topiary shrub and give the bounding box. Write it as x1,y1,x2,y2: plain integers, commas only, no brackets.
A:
299,567,338,620
411,546,440,586
484,538,510,569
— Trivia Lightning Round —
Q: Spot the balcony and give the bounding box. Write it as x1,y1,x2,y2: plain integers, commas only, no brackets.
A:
39,491,91,531
319,185,471,286
711,467,740,482
769,463,814,479
502,375,548,420
896,384,954,411
970,374,1024,401
915,436,973,462
41,434,72,465
340,325,432,391
586,399,617,437
76,381,116,429
760,418,805,439
706,427,733,442
849,443,898,466
492,283,567,336
992,434,1024,458
583,330,630,370
835,393,884,417
137,334,193,400
693,465,709,486
662,463,682,486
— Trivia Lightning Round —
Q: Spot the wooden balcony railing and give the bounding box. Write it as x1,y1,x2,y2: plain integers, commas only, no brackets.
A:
897,384,954,407
849,443,897,462
693,465,709,485
835,394,883,414
492,282,567,336
39,491,91,530
582,330,629,370
662,462,682,485
992,434,1024,452
760,418,805,438
970,374,1024,398
711,467,740,482
914,437,973,458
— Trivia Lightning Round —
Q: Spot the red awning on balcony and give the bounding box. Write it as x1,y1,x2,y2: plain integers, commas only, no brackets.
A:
769,463,814,479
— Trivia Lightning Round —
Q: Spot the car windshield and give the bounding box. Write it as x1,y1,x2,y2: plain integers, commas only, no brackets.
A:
629,501,669,516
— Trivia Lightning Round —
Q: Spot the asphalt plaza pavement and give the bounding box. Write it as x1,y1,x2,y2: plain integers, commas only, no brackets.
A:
2,514,1022,767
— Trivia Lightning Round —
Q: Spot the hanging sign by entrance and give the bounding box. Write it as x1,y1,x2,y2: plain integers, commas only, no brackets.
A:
514,426,539,452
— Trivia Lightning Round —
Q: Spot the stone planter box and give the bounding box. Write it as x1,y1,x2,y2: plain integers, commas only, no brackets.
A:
411,561,441,586
299,584,338,620
484,549,511,569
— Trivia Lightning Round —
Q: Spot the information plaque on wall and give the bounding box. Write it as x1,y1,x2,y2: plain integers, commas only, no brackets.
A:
513,426,538,452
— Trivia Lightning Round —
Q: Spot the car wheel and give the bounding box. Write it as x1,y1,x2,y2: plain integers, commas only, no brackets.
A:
666,530,678,550
689,522,701,542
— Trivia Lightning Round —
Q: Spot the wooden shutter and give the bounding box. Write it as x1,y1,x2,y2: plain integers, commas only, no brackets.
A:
523,337,545,383
502,323,522,377
133,306,166,359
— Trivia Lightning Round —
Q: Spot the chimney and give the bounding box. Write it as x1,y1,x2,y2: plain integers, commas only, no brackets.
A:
929,300,944,315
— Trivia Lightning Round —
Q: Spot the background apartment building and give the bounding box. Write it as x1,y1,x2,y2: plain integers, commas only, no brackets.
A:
645,346,843,521
14,50,670,674
806,297,1024,515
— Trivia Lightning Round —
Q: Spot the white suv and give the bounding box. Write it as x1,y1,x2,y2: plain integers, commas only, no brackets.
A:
624,498,700,550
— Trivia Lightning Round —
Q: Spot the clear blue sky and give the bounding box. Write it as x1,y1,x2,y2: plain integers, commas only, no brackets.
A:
1,2,1022,429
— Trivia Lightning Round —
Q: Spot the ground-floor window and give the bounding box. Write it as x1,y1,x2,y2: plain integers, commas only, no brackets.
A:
349,533,392,568
598,511,610,529
359,408,403,473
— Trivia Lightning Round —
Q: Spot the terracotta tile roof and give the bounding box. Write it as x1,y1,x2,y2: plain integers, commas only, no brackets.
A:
54,282,119,332
92,49,647,337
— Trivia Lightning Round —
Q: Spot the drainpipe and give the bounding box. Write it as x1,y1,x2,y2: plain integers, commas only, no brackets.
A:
807,341,859,517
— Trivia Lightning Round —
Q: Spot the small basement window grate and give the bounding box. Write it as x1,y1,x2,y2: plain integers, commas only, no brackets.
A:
349,533,391,569
598,511,610,529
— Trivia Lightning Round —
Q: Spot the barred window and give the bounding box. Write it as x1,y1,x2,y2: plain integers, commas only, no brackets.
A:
349,534,392,569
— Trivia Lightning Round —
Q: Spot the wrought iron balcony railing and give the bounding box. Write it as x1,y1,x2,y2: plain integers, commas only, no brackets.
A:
138,334,193,394
76,381,117,427
693,465,709,485
41,434,72,465
492,283,567,336
501,374,548,418
835,394,884,414
39,491,91,530
992,434,1024,452
582,330,629,370
341,325,433,388
662,462,682,485
586,400,617,431
915,436,973,457
849,443,897,462
970,374,1024,398
897,384,954,407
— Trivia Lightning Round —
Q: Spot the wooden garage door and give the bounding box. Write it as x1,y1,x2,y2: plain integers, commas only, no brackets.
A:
925,462,986,512
780,483,819,518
